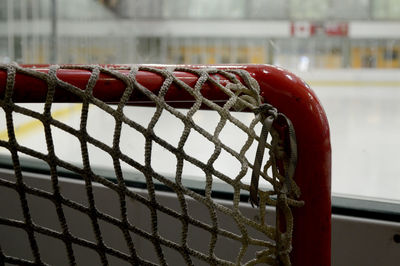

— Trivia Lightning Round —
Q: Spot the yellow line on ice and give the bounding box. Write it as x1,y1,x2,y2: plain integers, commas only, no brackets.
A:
0,104,81,141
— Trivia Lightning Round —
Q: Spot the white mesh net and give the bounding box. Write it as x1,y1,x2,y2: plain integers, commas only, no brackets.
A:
0,64,303,265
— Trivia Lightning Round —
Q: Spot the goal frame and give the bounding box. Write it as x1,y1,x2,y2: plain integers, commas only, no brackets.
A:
0,64,331,265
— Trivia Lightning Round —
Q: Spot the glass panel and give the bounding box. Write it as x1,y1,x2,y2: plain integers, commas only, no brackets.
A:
331,0,370,20
57,0,115,20
290,0,329,20
115,0,162,19
372,0,400,20
0,1,7,21
248,0,287,19
162,0,189,19
164,0,245,19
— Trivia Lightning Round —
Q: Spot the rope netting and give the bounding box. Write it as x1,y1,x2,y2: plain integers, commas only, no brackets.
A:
0,64,303,265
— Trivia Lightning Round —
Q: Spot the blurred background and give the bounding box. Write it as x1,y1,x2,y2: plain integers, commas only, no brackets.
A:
1,0,400,203
1,0,400,69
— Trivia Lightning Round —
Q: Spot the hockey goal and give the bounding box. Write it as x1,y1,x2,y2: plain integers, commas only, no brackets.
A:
0,64,331,265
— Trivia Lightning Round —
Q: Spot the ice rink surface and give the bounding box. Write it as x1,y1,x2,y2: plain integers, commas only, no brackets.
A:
314,85,400,203
1,83,399,204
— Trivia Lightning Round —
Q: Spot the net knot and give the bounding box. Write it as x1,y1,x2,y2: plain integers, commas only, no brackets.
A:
226,82,259,111
252,103,278,119
226,70,261,111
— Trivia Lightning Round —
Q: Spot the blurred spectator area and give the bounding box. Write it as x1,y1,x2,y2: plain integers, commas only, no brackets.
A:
0,0,400,70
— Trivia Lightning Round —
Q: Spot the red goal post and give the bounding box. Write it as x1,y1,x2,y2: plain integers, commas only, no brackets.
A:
0,64,331,265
